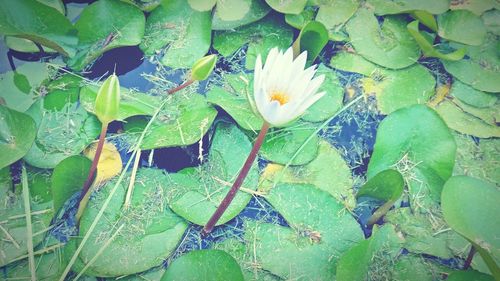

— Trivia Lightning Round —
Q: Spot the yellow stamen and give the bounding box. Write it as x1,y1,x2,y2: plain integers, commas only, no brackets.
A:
269,91,289,105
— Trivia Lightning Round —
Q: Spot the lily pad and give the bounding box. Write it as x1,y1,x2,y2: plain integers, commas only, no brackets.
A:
5,251,66,280
133,93,217,149
345,8,420,69
121,0,161,12
331,52,435,114
161,250,244,281
441,176,500,277
0,62,50,112
435,100,500,138
259,139,355,210
23,101,101,169
365,0,450,15
482,9,500,35
284,5,315,30
244,183,363,280
80,84,159,121
391,255,453,281
442,35,500,93
213,16,293,69
292,21,329,64
367,104,456,207
51,155,91,214
4,36,58,54
315,0,359,41
76,168,188,277
450,0,496,15
265,0,307,14
447,270,495,281
0,106,37,169
259,125,319,166
0,0,77,57
450,80,497,108
165,123,258,226
43,74,83,111
140,0,211,69
212,0,271,30
384,208,469,259
336,225,404,280
68,0,145,70
437,10,487,46
0,167,54,267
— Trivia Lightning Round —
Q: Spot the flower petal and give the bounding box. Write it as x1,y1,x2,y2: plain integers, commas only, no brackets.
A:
254,54,263,94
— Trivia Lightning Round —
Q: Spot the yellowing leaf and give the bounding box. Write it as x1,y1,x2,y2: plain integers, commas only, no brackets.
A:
428,83,451,108
84,141,122,185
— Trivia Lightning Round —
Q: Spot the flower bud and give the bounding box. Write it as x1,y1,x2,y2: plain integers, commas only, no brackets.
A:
190,54,217,81
95,74,120,124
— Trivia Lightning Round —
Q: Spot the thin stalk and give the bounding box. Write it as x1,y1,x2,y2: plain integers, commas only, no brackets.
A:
202,122,270,235
463,246,476,270
21,165,36,281
167,79,194,95
123,149,142,209
78,122,108,206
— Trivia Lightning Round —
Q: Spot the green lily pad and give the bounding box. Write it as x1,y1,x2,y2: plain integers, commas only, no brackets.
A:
357,169,404,225
187,0,216,11
140,0,211,69
345,8,420,69
284,5,315,30
214,0,251,21
161,250,244,281
411,10,438,32
106,267,165,281
315,0,359,41
4,36,58,54
453,133,499,185
365,0,450,15
437,10,487,46
43,74,82,111
132,93,217,149
435,100,500,138
165,123,258,226
391,255,453,281
442,176,500,277
260,125,319,166
292,21,329,64
450,80,497,108
51,155,91,214
0,0,77,57
259,139,356,210
331,52,435,114
336,225,404,280
121,0,161,12
68,0,145,70
76,168,188,277
384,208,469,259
0,167,54,267
213,16,293,69
244,183,363,280
0,106,37,169
0,62,50,112
367,105,456,208
407,20,466,61
212,0,270,30
23,101,101,169
80,84,160,121
265,0,306,14
301,64,344,122
442,35,500,93
450,0,496,15
5,251,66,280
447,270,495,281
482,9,500,35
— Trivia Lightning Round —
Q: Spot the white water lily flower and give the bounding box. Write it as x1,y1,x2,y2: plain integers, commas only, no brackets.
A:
253,46,325,127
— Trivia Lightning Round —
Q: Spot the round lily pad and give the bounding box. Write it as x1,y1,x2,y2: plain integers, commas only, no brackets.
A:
43,74,82,111
442,35,500,93
482,9,500,35
259,125,319,166
213,0,251,22
365,0,449,15
23,101,101,169
165,123,258,226
259,139,355,210
77,168,188,277
345,8,420,69
6,251,64,280
0,106,36,169
450,0,497,15
265,0,307,14
367,104,456,205
315,0,359,41
244,183,363,280
450,80,497,108
437,10,487,46
68,0,145,70
212,0,270,30
161,250,244,281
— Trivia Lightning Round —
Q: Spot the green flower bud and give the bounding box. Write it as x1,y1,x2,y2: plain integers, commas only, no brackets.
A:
95,74,120,124
190,54,217,81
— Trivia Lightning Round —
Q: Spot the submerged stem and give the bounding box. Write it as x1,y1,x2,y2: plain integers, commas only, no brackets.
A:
167,79,194,95
202,122,270,235
463,246,476,270
77,122,108,217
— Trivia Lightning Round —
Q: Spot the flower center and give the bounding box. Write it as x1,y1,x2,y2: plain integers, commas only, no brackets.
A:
269,91,289,105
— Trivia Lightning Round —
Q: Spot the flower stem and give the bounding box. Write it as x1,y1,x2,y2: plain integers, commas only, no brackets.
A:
202,122,270,235
78,122,108,208
463,246,476,270
167,79,194,95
